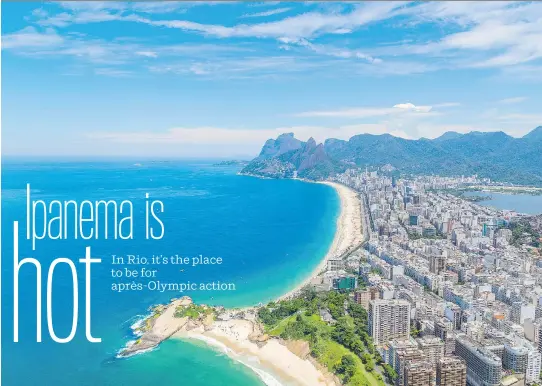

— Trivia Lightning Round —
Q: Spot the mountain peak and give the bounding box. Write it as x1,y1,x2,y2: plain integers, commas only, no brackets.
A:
277,132,295,140
434,131,463,142
524,126,542,140
306,137,317,148
258,133,302,158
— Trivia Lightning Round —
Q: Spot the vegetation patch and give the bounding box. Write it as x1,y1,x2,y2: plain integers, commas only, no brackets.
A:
175,304,215,319
257,288,386,386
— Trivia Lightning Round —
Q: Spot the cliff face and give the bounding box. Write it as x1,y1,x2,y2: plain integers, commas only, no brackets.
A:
259,133,303,158
242,136,344,180
242,127,542,184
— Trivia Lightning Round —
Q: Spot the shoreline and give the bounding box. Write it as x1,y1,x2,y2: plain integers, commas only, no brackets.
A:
276,180,363,301
121,297,338,386
120,176,363,386
175,321,338,386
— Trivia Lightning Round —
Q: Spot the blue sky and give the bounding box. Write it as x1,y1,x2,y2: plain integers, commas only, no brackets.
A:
2,1,542,158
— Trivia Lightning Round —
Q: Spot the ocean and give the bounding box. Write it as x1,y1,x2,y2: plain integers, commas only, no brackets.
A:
1,159,339,386
463,191,542,215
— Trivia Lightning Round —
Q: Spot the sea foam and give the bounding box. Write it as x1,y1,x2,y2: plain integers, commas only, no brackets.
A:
185,335,284,386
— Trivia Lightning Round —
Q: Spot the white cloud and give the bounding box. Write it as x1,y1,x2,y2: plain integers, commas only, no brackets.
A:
94,68,133,77
136,51,158,58
130,2,189,14
88,120,518,155
296,103,433,118
148,56,326,78
2,27,255,73
87,123,410,151
6,1,542,84
241,7,291,19
498,97,527,104
2,27,63,49
396,2,542,68
278,37,382,64
55,2,127,12
392,103,432,112
17,1,542,78
139,2,409,39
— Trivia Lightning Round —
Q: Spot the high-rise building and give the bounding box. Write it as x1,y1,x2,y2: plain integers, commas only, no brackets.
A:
354,289,371,309
454,336,501,386
503,344,528,375
395,347,425,386
510,302,521,324
430,255,446,275
434,319,455,355
389,339,417,370
369,299,411,345
404,360,435,386
501,340,542,383
436,356,467,386
409,214,419,226
509,302,535,325
527,348,542,383
332,275,357,290
354,287,380,309
445,304,462,330
417,336,444,364
327,258,344,271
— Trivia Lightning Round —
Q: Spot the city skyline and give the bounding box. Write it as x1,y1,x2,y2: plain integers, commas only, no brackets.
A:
2,1,542,157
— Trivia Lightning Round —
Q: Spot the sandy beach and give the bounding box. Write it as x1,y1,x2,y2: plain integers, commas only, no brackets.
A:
121,297,338,386
173,181,363,386
277,181,363,301
121,180,362,386
174,315,337,386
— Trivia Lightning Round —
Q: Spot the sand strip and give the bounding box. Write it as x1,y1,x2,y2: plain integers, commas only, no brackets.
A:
277,181,363,301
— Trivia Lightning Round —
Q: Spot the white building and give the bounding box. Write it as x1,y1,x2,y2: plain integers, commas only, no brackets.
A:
368,299,411,345
526,349,542,383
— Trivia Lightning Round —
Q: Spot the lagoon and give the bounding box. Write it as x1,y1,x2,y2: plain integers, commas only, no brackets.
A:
464,191,542,215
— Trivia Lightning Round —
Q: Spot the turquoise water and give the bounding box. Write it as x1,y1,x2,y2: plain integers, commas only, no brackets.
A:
1,160,339,386
464,191,542,215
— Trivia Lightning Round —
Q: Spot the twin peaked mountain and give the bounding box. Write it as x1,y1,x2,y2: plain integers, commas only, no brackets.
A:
241,127,542,186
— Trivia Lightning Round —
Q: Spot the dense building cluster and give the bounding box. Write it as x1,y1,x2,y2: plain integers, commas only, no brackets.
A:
330,169,540,386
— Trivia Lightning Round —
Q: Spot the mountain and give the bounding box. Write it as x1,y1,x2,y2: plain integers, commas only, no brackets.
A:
433,131,463,142
259,133,303,158
241,127,542,185
523,126,542,141
243,136,344,179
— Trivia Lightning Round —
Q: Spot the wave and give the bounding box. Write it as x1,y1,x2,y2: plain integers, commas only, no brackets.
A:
185,335,284,386
115,341,158,359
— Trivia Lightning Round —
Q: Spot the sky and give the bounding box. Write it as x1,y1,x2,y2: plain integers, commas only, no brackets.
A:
2,1,542,158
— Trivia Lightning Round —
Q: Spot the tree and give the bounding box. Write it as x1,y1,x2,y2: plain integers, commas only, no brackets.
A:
410,326,421,338
332,318,356,347
335,355,357,382
350,340,365,356
383,364,398,382
300,286,318,302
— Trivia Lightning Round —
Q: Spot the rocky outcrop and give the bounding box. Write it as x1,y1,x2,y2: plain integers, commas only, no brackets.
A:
242,136,345,180
118,297,193,357
259,132,303,158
